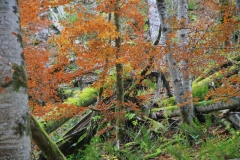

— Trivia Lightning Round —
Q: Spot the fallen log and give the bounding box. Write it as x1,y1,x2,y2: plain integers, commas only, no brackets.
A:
30,115,66,160
40,87,98,133
152,97,240,118
195,97,240,113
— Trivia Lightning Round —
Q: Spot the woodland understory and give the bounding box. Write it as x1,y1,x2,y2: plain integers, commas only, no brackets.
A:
5,0,240,159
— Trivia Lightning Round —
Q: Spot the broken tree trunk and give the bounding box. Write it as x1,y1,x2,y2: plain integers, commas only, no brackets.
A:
57,111,93,155
37,111,94,160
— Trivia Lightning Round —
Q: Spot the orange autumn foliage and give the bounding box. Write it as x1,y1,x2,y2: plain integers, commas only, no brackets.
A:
19,0,159,121
18,0,240,122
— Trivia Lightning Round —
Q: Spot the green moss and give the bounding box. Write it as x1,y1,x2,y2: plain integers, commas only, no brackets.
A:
192,76,204,85
158,97,176,107
30,116,67,160
66,13,78,23
195,100,213,107
66,97,80,106
78,87,98,106
12,64,28,91
152,105,178,118
64,87,98,106
192,82,208,101
63,89,73,96
192,64,239,101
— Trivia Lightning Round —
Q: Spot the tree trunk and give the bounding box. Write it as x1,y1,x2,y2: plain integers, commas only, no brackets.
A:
30,115,66,160
237,0,240,9
148,0,161,44
155,0,193,125
114,0,124,148
177,0,194,121
0,0,31,159
195,96,240,113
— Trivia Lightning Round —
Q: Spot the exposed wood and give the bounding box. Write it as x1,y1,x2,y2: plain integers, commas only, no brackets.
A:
56,111,93,155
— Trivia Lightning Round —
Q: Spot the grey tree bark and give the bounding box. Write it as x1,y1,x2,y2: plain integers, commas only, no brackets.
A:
148,0,161,44
177,0,194,121
237,0,240,9
154,0,194,125
0,0,31,159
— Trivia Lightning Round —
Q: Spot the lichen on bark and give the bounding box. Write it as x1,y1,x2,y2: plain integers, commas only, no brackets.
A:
12,64,28,91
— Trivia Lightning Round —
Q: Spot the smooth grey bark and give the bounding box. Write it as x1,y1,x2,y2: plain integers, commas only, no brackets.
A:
177,0,194,120
229,114,240,129
148,0,161,44
0,0,31,159
155,0,193,125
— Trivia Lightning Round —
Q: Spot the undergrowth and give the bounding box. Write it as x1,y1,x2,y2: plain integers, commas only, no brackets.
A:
65,114,240,160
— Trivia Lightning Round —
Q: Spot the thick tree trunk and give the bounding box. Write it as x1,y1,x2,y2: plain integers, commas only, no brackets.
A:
0,0,31,159
237,0,240,9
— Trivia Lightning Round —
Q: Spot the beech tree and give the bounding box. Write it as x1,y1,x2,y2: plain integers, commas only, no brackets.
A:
154,0,194,126
0,0,31,159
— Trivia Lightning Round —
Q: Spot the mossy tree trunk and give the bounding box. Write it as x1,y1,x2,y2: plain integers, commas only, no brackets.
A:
30,115,67,160
41,87,97,133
